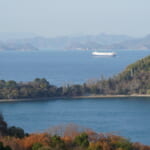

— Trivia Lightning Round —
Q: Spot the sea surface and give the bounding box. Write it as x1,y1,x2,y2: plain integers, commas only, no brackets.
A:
1,97,150,145
0,50,150,145
0,49,150,85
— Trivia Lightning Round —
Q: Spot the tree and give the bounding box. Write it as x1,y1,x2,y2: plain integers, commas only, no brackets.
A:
0,113,8,136
0,80,5,88
49,135,66,150
114,139,133,150
0,142,11,150
73,133,89,148
32,143,43,150
32,78,50,89
5,81,17,89
8,126,25,138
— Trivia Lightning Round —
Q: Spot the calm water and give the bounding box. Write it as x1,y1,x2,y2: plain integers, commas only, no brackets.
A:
0,49,150,85
1,50,150,145
0,98,150,145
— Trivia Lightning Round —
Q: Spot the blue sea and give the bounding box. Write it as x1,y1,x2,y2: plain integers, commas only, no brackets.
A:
0,49,150,145
0,49,150,85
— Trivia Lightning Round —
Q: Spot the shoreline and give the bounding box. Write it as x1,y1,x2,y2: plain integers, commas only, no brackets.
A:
0,94,150,103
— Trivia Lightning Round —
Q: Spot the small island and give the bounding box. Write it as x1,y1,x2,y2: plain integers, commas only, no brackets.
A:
0,55,150,101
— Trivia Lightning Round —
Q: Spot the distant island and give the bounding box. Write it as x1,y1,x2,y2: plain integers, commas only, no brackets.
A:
0,54,150,100
1,33,150,51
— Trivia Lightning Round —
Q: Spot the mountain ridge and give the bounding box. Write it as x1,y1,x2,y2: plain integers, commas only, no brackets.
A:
0,33,150,51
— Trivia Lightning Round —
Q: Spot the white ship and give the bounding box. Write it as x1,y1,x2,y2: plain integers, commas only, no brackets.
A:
92,51,116,56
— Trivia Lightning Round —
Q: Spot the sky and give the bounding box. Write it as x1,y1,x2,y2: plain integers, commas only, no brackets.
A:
0,0,150,37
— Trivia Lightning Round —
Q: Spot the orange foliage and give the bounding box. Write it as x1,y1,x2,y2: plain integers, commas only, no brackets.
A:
0,124,150,150
62,136,72,143
0,133,51,150
0,136,23,150
22,133,50,150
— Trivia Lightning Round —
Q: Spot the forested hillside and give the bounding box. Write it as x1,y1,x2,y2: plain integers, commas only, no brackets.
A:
112,55,150,94
85,55,150,95
0,55,150,99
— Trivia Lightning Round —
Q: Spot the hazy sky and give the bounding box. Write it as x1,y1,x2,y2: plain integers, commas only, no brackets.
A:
0,0,150,37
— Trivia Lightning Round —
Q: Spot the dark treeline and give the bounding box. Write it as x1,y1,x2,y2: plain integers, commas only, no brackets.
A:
0,113,27,138
0,55,150,99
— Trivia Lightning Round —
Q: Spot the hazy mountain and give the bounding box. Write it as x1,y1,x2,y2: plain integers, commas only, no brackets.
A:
1,33,150,51
13,33,133,50
0,32,38,51
108,34,150,50
0,41,38,51
62,34,150,50
53,34,150,50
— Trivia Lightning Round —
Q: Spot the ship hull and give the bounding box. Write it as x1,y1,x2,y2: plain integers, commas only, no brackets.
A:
92,52,116,56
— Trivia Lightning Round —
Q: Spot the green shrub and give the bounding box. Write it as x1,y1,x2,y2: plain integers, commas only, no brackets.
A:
49,135,66,150
73,133,89,148
115,139,133,150
32,143,43,150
